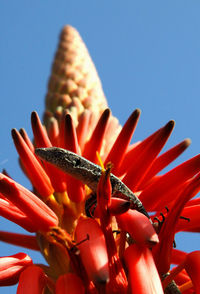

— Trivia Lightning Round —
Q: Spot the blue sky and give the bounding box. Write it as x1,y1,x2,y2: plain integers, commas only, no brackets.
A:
1,1,200,292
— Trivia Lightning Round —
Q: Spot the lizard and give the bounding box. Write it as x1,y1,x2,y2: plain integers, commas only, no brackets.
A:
35,147,150,219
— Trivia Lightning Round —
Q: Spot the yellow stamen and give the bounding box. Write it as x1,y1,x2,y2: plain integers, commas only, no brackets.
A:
96,151,105,171
45,194,63,217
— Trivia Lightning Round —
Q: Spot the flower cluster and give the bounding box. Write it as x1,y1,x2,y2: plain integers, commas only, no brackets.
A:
0,26,200,293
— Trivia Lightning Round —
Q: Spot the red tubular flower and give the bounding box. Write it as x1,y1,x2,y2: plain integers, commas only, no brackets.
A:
139,153,200,211
83,108,110,164
63,114,80,153
184,251,200,293
153,173,200,275
0,175,58,232
63,113,85,202
31,111,52,147
11,128,54,198
76,110,91,150
175,204,200,232
171,249,187,265
2,25,200,293
75,217,109,285
0,253,32,286
162,251,200,293
116,210,159,246
17,265,47,294
55,273,85,294
0,194,38,232
118,120,173,176
138,138,191,189
0,231,39,251
96,166,128,293
122,120,175,192
47,117,60,146
107,197,130,215
105,109,140,175
19,128,35,153
31,111,67,192
124,244,164,294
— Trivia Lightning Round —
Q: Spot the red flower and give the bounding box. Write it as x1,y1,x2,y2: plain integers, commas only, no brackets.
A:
1,25,200,293
0,253,32,286
124,244,164,293
55,273,85,294
17,265,47,294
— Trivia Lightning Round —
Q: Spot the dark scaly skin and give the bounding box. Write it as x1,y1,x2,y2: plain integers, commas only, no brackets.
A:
35,147,150,218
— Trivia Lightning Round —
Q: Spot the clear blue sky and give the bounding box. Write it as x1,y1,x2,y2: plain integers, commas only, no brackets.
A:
1,1,200,292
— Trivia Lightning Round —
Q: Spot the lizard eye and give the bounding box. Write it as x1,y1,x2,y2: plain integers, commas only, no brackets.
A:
74,158,81,167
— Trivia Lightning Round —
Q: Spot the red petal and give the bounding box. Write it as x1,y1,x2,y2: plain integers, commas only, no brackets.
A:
17,265,46,294
108,198,130,215
171,249,187,265
0,196,37,232
55,273,85,294
118,121,170,176
19,128,35,153
31,112,67,192
97,167,112,213
47,117,59,146
184,251,200,293
175,205,200,232
0,231,39,250
105,109,140,174
123,120,174,191
116,210,159,246
63,114,85,202
124,244,163,293
139,154,200,211
75,217,109,284
76,110,91,151
138,138,191,190
0,253,32,286
63,113,80,154
31,111,52,147
12,128,54,197
83,109,110,163
96,168,128,293
153,174,200,275
0,175,58,231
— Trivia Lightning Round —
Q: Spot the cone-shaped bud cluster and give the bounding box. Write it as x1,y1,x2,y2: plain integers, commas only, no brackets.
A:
45,25,108,128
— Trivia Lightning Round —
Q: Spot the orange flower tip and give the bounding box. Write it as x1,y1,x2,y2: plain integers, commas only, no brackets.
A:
2,169,10,178
11,128,19,140
31,111,39,125
105,162,112,177
184,138,191,147
0,178,12,195
132,108,141,119
109,198,130,215
19,128,28,141
65,113,72,124
103,108,111,117
165,120,175,131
